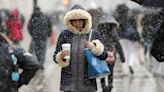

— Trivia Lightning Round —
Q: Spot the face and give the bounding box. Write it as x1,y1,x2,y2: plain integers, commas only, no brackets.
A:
70,19,85,31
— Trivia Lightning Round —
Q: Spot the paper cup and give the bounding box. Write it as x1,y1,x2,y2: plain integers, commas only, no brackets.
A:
62,43,71,60
62,43,71,51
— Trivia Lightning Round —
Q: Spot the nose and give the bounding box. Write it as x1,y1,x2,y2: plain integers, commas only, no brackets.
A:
74,20,81,25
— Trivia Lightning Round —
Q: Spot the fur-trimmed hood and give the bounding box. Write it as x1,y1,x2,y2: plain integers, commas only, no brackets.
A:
63,4,92,35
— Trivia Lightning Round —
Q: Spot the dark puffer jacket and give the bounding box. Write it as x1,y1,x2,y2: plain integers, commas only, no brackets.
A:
28,7,52,40
0,44,40,92
53,4,107,92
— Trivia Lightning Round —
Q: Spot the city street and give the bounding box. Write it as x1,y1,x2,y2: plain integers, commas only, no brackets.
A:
18,29,164,92
0,0,164,92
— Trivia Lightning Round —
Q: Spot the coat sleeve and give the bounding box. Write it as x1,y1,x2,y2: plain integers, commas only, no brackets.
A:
27,18,34,36
13,47,40,87
53,32,65,63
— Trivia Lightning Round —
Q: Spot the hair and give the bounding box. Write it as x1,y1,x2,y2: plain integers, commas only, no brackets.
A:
70,19,85,21
70,19,86,28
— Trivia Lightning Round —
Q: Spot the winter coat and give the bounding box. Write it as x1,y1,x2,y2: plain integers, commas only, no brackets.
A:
97,15,119,50
0,43,40,92
53,4,107,92
141,9,164,62
114,4,140,41
5,9,23,41
151,23,164,62
28,8,52,41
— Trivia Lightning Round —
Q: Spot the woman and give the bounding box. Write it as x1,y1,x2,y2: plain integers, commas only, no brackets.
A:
5,8,23,44
53,4,109,92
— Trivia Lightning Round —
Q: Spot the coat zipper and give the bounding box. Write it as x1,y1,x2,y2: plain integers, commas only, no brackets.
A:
76,34,81,90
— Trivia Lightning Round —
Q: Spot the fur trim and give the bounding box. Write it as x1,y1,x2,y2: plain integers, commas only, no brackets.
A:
91,40,104,56
64,9,92,35
56,52,70,67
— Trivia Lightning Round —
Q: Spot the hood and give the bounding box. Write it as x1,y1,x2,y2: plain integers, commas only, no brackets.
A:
98,15,119,29
63,4,92,35
87,8,105,28
10,8,19,18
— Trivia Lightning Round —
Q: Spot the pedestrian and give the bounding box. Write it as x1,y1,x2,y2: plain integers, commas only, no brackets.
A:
53,4,112,92
0,32,40,92
28,6,52,69
111,4,160,92
151,22,164,62
5,8,23,44
0,9,9,34
97,15,126,92
88,8,121,91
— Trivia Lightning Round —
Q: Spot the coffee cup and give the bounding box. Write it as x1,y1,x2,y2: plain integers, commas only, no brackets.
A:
62,43,71,60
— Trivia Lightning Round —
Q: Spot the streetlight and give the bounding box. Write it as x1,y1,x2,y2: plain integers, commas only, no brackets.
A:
62,0,70,7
